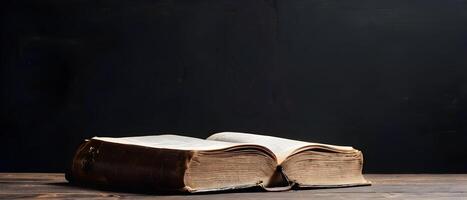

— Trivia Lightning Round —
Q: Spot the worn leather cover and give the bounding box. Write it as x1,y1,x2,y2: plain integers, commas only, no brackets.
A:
66,139,194,192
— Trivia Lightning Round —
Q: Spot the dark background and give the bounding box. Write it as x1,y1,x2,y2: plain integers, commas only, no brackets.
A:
2,0,467,173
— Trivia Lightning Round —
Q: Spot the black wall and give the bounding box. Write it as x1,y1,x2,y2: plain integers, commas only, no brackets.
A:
2,0,467,172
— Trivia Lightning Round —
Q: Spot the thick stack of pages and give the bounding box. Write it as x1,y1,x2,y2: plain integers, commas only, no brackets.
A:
67,132,370,193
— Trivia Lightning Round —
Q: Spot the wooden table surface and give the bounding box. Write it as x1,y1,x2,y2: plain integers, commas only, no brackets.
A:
1,173,466,199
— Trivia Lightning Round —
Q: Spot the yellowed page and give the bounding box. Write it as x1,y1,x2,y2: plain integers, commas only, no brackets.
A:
207,132,355,163
93,134,247,151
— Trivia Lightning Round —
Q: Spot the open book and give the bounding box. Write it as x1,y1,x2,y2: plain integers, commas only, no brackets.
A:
66,132,370,193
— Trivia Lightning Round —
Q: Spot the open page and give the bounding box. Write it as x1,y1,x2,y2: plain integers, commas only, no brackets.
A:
93,134,248,151
207,132,355,163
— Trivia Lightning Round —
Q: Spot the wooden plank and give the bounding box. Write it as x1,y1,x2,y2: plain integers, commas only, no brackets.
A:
1,193,467,200
1,174,466,199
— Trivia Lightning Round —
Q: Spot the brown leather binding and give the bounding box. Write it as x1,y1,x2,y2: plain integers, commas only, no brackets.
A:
66,139,194,192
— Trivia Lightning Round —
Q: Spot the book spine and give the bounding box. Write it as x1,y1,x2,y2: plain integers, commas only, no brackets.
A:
66,139,194,192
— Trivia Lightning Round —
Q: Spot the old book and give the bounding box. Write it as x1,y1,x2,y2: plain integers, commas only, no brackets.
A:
66,132,370,193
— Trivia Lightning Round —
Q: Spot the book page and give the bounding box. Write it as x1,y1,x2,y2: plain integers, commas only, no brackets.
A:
93,134,248,151
207,132,355,163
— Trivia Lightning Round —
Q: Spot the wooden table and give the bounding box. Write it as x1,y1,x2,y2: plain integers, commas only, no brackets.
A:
1,173,466,199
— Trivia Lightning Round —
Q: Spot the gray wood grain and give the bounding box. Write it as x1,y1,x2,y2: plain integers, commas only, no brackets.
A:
1,174,466,199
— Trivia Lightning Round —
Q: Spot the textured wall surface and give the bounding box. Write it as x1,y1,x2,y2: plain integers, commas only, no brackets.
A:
2,0,467,172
